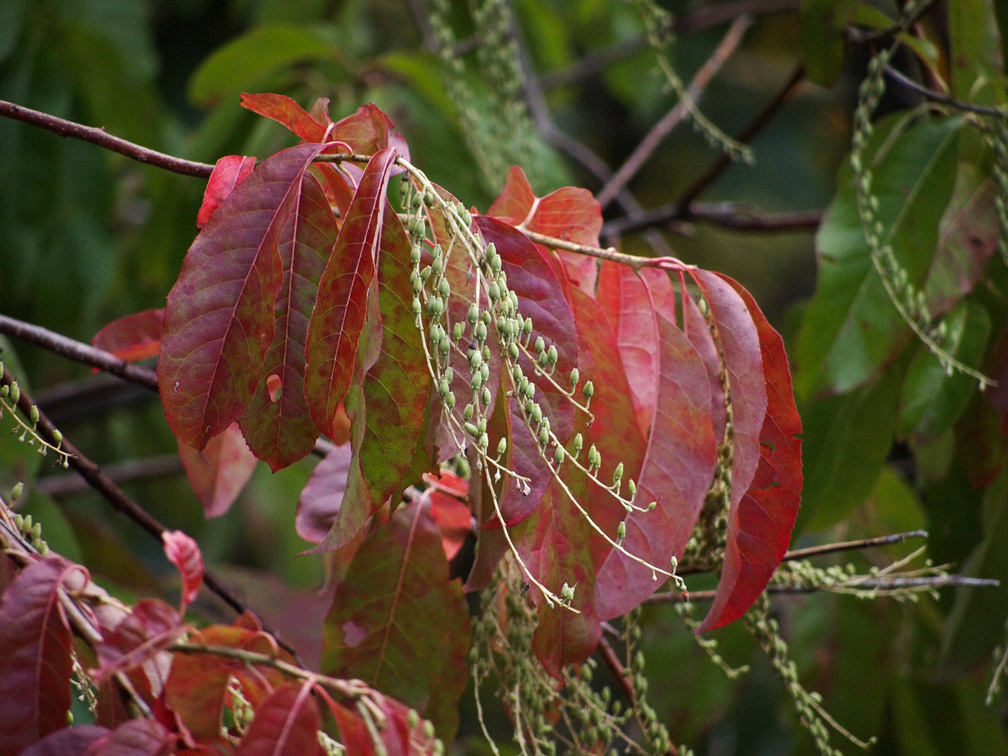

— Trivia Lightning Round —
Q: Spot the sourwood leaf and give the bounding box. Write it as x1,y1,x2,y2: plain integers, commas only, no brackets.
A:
93,599,182,702
178,423,257,518
296,444,353,544
234,682,324,756
91,309,164,363
594,267,717,619
161,530,205,610
238,171,336,469
0,555,83,756
305,148,398,439
159,142,330,450
88,719,176,756
198,155,256,228
241,93,331,143
18,726,107,756
696,276,802,633
320,500,470,741
488,165,602,293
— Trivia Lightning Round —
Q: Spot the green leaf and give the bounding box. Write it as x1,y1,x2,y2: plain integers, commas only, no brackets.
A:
948,0,1008,106
898,301,991,442
320,500,470,741
799,0,859,85
796,359,905,534
188,25,333,106
794,114,962,398
937,469,1008,677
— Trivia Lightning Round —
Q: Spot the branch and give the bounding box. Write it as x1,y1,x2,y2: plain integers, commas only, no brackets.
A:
0,364,300,657
0,100,215,178
602,202,822,237
35,454,183,497
883,65,1008,118
781,529,928,561
595,14,753,210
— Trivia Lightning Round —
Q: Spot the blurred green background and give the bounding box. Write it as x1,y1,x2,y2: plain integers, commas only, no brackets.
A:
1,0,1006,753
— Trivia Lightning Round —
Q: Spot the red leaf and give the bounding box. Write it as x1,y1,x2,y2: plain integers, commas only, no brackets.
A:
241,93,331,143
594,269,718,619
296,443,353,544
305,148,398,439
197,155,256,228
322,699,375,756
178,423,257,518
697,276,802,632
0,556,84,756
159,142,330,450
88,719,176,756
19,726,107,756
234,682,324,756
91,309,165,363
237,171,337,470
475,216,579,525
162,530,205,610
691,270,767,510
423,472,473,561
488,166,602,293
321,501,470,741
94,599,182,701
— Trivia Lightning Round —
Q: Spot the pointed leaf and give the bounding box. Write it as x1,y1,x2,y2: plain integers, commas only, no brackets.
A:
794,115,962,397
297,444,354,544
692,270,767,510
241,93,330,143
91,309,165,363
0,556,83,756
19,727,107,756
238,172,336,469
356,211,430,508
94,599,182,701
321,500,470,741
197,155,256,228
595,269,717,619
88,719,176,756
162,530,205,610
235,682,324,756
697,275,802,633
488,166,602,293
475,216,578,524
159,143,328,450
178,423,258,518
305,148,398,439
424,472,473,562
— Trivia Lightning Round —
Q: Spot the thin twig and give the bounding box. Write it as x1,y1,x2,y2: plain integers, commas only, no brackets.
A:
594,14,753,210
0,100,215,178
884,65,1008,118
35,455,183,497
602,202,822,237
0,313,158,390
782,529,928,561
0,365,299,658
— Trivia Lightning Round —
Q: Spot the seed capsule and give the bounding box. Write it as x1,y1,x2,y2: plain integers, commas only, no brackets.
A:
583,380,594,399
617,521,626,540
467,303,479,325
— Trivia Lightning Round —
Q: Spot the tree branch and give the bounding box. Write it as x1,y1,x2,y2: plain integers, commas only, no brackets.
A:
0,100,215,178
603,202,822,237
883,65,1008,118
595,14,753,210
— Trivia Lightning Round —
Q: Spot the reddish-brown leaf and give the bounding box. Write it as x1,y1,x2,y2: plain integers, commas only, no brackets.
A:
304,148,398,439
159,142,329,450
19,726,107,756
691,271,767,510
296,443,354,544
323,699,375,756
88,719,176,756
197,155,256,228
91,309,165,363
475,216,578,525
93,599,182,702
178,423,258,518
594,271,717,619
162,530,205,610
238,171,336,469
0,556,83,756
234,682,324,756
423,471,473,562
241,93,331,143
320,500,470,741
487,166,602,293
697,276,802,633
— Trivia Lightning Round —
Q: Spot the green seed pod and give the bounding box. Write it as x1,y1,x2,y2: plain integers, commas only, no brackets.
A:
480,363,489,383
648,501,657,511
463,404,474,421
512,364,523,383
412,298,422,317
490,253,502,275
508,342,519,359
488,281,500,301
628,478,636,496
461,207,472,226
11,481,24,501
29,405,39,426
423,720,435,739
464,422,479,437
475,321,487,341
522,318,533,337
477,418,487,435
573,433,583,453
407,709,420,729
9,383,20,404
444,367,454,382
534,335,545,355
617,520,626,540
470,373,483,391
560,582,575,602
438,278,451,299
613,462,624,481
538,426,549,446
0,384,7,398
469,350,482,370
411,192,423,210
524,381,535,400
438,377,450,397
453,321,464,340
497,438,507,456
438,334,451,357
531,404,543,424
554,446,565,464
583,380,594,399
426,297,444,318
481,386,491,405
411,270,422,293
481,310,491,325
51,429,62,445
478,432,489,449
445,391,456,408
546,344,557,366
467,303,479,325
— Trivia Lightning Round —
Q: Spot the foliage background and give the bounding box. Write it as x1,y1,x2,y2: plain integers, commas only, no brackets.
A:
0,0,1006,753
